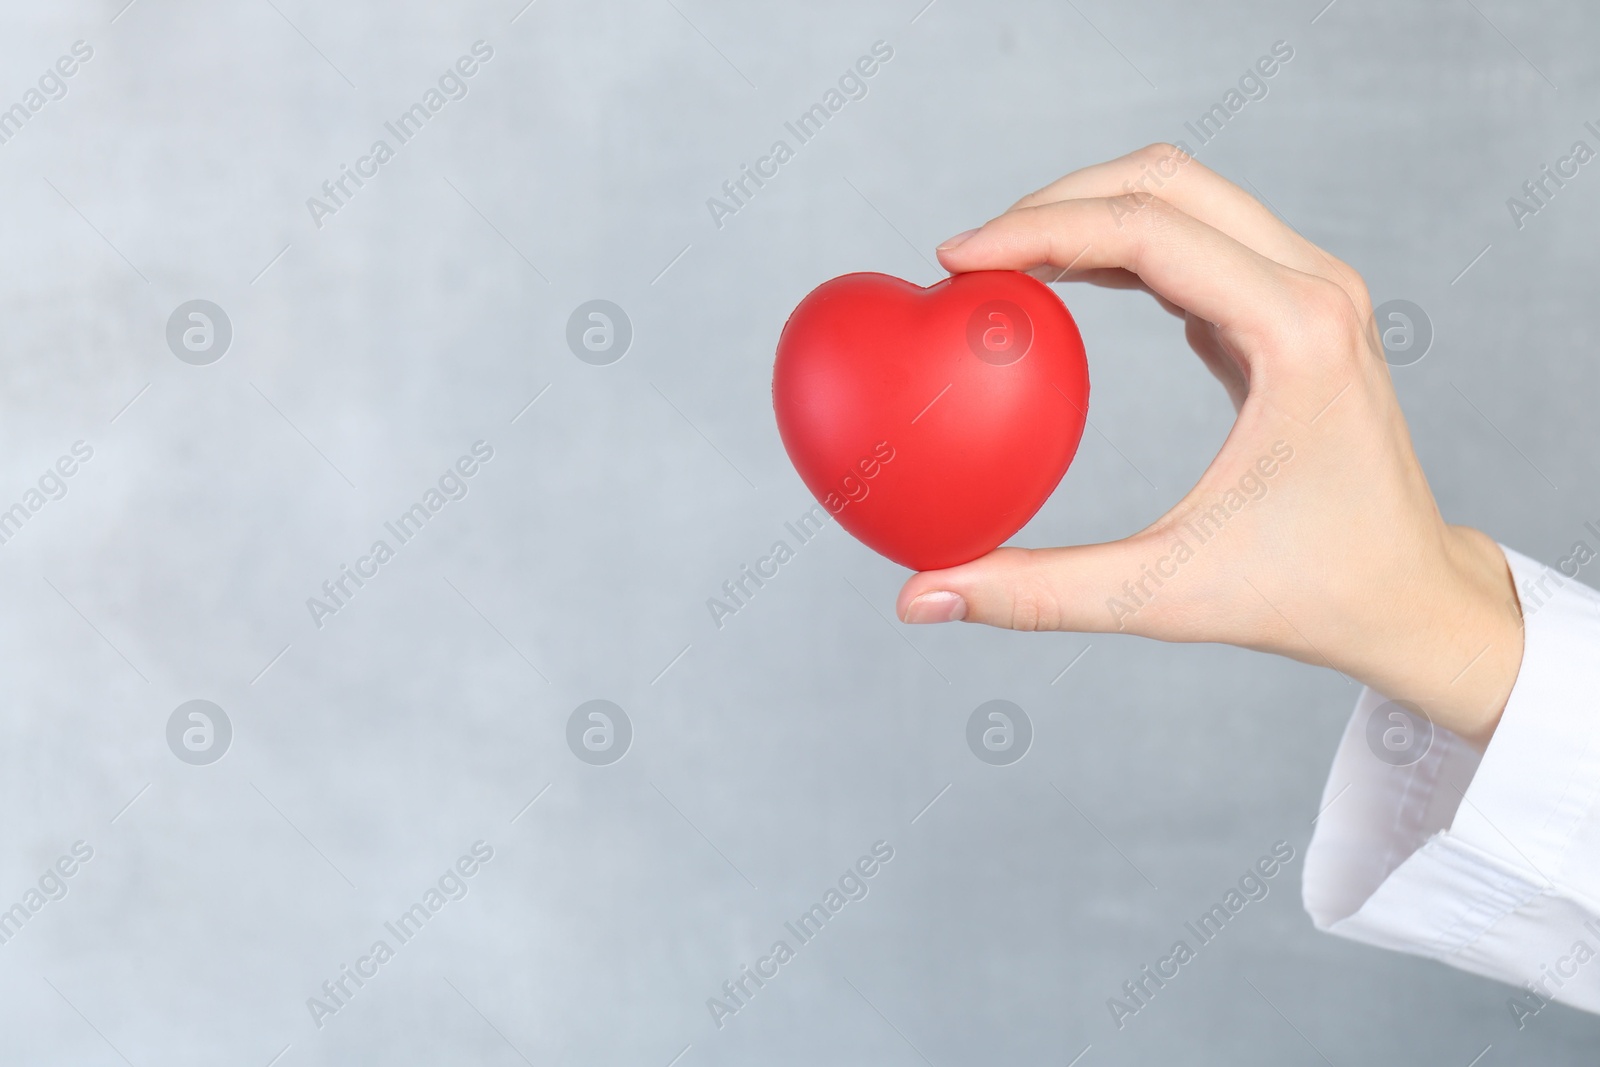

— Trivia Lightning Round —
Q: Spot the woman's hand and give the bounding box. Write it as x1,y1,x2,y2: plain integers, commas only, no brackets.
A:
896,145,1523,747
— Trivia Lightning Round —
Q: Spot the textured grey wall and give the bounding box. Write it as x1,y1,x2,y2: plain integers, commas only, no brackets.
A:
0,0,1597,1063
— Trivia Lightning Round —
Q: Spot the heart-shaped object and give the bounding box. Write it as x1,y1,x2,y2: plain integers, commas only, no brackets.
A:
773,270,1089,571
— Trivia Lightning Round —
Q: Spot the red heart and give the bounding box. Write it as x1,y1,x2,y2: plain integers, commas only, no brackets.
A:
773,270,1089,572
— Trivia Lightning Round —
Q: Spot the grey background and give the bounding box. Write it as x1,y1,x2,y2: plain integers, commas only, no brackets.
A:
0,0,1596,1063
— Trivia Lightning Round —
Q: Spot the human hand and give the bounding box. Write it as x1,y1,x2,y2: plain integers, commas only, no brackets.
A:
896,145,1522,747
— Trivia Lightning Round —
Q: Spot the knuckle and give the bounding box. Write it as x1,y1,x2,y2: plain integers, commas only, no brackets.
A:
1347,278,1373,319
1289,275,1365,356
1133,142,1195,183
999,554,1065,631
1134,141,1184,171
1138,193,1180,224
1105,189,1157,229
1326,253,1372,313
1131,143,1175,173
1117,192,1176,233
1007,586,1060,631
1117,193,1179,251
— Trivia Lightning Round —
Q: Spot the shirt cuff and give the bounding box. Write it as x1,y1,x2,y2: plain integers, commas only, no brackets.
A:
1302,545,1600,1013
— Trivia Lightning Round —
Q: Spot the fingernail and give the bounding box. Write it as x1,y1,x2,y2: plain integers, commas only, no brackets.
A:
937,228,979,252
903,591,967,624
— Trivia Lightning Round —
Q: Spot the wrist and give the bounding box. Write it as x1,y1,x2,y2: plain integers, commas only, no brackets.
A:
1440,527,1525,745
1343,528,1523,749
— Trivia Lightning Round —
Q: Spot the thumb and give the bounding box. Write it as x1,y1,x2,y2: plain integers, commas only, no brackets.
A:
896,543,1158,633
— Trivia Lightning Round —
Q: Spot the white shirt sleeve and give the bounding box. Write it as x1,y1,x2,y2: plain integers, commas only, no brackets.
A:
1303,545,1600,1023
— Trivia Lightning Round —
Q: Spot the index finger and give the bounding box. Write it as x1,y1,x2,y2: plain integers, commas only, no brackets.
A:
943,194,1305,348
1009,144,1367,305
